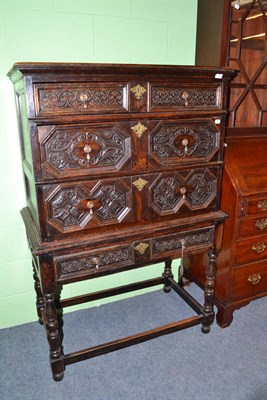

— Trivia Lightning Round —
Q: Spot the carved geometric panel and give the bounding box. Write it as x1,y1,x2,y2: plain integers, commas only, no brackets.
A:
150,120,219,166
39,123,131,178
46,179,132,233
150,168,217,216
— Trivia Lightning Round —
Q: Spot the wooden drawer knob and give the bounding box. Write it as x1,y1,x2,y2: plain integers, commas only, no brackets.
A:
247,273,262,285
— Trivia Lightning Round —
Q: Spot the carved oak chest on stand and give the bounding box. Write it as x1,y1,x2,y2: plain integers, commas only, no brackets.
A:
8,63,235,381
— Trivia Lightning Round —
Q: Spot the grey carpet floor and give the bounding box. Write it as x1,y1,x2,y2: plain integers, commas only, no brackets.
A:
0,284,266,400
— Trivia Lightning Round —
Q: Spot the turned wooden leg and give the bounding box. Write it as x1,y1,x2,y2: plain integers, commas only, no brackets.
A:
44,290,65,381
162,260,173,293
201,250,216,334
32,261,45,325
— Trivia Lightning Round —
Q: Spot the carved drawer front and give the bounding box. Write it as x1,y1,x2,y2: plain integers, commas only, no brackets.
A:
37,122,131,180
149,167,219,218
55,244,135,282
149,83,222,112
235,233,267,266
245,198,267,216
43,178,133,236
149,119,220,167
231,260,267,301
33,82,129,117
238,216,267,237
151,226,214,260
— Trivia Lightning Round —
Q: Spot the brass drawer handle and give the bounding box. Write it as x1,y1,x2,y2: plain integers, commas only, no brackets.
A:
180,187,187,199
83,144,92,164
252,242,266,254
80,93,88,109
92,257,100,270
182,138,189,155
247,273,262,285
255,218,267,231
257,200,267,212
182,91,189,106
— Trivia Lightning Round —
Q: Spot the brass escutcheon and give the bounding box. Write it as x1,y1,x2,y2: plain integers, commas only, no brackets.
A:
252,242,266,254
257,200,267,211
135,242,149,255
247,273,262,285
131,122,147,138
255,218,267,231
133,177,148,191
130,84,147,100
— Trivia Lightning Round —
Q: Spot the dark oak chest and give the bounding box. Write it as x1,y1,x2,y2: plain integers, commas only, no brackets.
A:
8,63,235,381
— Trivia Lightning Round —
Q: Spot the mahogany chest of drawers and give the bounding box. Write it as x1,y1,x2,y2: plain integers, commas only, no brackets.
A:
187,137,267,327
8,63,235,381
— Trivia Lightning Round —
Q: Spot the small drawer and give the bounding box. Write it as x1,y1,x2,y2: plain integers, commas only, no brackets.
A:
151,226,214,260
55,244,135,282
246,198,267,216
149,118,221,168
37,122,132,180
149,83,222,112
232,260,267,301
238,216,267,237
235,234,267,265
33,82,129,117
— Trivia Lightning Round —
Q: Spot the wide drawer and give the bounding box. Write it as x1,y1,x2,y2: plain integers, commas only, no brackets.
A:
54,225,214,283
149,83,222,112
232,260,267,301
238,216,267,237
235,234,267,265
39,167,220,240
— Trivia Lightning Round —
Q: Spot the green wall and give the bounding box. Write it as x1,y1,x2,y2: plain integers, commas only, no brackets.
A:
0,0,198,328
